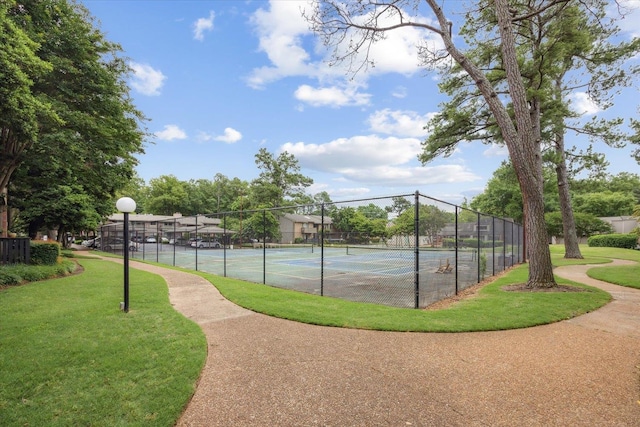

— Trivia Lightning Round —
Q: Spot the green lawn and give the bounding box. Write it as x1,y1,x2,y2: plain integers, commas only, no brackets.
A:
1,245,637,424
194,245,640,333
0,259,206,426
549,244,640,290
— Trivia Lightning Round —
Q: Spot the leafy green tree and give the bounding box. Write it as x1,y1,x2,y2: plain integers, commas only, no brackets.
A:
571,173,640,204
572,192,636,217
545,212,612,238
458,200,478,224
391,204,453,247
357,203,388,220
421,2,637,260
385,196,412,216
7,0,145,239
116,172,148,214
251,148,313,208
12,182,101,243
0,0,56,235
145,175,190,215
241,210,280,243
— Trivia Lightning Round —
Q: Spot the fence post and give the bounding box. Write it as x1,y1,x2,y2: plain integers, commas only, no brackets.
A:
492,216,496,276
173,219,176,267
455,206,459,295
195,215,199,271
414,191,420,309
263,209,267,284
477,211,481,284
223,213,227,277
503,219,507,270
321,203,325,297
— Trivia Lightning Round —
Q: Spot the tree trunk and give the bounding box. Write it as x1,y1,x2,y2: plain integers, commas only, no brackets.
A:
426,0,558,288
0,186,7,237
555,133,583,259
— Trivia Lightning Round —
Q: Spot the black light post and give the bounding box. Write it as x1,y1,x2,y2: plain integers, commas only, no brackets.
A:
116,197,136,312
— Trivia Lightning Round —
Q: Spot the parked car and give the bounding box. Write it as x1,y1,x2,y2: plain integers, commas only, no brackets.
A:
102,238,139,252
81,237,97,247
145,236,157,243
161,237,170,244
191,239,222,249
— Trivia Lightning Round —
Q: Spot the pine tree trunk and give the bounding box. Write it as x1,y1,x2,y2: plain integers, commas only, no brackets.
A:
555,133,583,259
428,0,558,288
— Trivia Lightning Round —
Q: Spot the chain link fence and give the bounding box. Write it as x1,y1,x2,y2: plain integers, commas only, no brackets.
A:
100,192,524,308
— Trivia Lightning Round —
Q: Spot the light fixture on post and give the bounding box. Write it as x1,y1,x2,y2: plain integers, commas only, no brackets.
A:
116,197,136,312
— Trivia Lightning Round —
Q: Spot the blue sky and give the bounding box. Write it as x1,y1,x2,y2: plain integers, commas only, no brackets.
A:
82,0,640,204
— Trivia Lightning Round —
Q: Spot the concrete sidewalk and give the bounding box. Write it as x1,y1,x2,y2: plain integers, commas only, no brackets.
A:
110,258,640,426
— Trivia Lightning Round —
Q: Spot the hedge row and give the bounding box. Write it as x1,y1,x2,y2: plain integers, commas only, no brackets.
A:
30,241,61,265
0,259,77,287
587,233,638,249
442,238,504,248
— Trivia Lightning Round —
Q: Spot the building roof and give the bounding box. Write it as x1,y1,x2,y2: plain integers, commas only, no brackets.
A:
282,213,332,225
107,213,221,226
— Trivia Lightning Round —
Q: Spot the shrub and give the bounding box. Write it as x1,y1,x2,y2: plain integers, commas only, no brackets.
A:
0,269,22,286
30,241,61,265
587,233,638,249
0,260,77,287
450,239,504,249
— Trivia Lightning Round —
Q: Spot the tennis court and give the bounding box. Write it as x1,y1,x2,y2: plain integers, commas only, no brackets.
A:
111,192,524,308
130,244,490,308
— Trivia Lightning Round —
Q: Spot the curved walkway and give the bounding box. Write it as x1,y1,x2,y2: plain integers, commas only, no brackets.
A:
112,258,640,426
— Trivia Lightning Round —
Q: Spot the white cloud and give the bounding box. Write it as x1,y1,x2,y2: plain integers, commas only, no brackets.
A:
482,143,509,157
294,84,371,107
215,128,242,144
611,0,640,37
155,125,187,141
342,164,479,186
392,86,408,98
129,62,166,96
193,11,215,41
281,135,480,187
367,109,435,138
247,1,440,89
197,128,243,144
247,1,317,88
283,135,421,170
569,92,602,116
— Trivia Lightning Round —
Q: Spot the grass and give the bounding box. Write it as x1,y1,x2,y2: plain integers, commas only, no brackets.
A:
1,244,637,424
0,259,206,426
0,259,77,286
190,244,640,333
201,264,610,332
549,244,640,290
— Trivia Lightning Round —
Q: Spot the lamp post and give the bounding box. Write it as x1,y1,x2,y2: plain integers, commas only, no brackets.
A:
116,197,136,312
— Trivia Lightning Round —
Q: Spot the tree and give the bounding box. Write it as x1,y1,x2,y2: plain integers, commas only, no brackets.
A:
470,161,560,223
391,204,452,247
306,0,564,287
419,1,638,260
0,0,56,236
241,210,280,243
385,196,412,216
357,203,388,220
145,175,190,215
252,148,313,208
572,191,636,218
545,212,612,239
116,172,148,214
5,0,146,237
